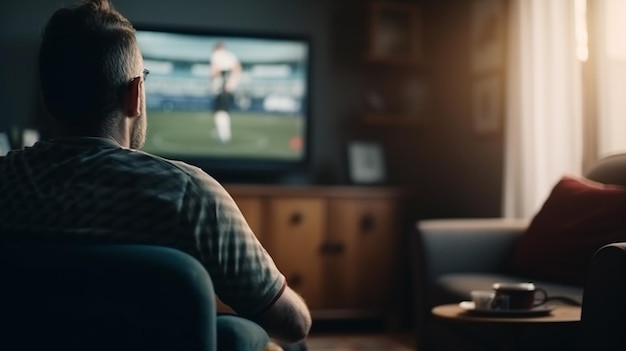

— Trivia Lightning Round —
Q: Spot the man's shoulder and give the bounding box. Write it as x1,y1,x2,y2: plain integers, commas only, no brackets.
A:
131,150,207,179
135,151,226,194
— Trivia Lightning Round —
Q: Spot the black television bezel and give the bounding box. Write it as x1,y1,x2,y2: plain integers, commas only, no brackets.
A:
133,23,313,184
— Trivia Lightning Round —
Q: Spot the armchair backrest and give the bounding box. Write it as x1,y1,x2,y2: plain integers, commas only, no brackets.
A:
585,153,626,186
580,243,626,351
0,240,217,351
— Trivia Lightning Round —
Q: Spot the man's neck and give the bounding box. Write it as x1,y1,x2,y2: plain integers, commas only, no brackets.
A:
57,124,128,148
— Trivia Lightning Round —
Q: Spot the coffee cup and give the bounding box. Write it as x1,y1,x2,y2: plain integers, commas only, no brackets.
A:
470,290,495,310
492,282,547,310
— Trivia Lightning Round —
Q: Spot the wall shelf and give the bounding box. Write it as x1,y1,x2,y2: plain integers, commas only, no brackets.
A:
364,55,426,67
361,1,428,128
363,114,423,126
367,0,423,63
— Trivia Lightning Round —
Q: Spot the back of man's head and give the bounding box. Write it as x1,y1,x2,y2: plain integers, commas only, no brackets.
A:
39,0,138,128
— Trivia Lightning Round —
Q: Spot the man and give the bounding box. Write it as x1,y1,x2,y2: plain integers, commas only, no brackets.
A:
0,0,311,349
210,41,242,143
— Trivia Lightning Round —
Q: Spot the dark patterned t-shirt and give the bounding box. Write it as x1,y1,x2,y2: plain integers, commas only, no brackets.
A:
0,137,285,316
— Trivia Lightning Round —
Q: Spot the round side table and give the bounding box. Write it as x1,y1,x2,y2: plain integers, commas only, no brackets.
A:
431,304,581,351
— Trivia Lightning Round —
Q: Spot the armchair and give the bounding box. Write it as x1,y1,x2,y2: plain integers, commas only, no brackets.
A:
0,240,270,351
412,218,584,351
411,153,626,351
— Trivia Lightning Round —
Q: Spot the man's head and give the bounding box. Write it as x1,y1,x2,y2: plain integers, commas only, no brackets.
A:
39,0,147,148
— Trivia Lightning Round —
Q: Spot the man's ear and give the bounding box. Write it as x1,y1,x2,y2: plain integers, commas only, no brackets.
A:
125,77,142,118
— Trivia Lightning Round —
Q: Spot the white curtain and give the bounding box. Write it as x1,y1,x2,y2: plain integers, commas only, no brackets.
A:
595,0,626,157
503,0,584,219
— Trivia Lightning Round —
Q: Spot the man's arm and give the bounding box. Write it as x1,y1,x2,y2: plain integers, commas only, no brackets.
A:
175,168,311,342
251,286,312,343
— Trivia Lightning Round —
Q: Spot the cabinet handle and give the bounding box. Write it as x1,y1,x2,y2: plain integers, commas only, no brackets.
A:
360,213,376,233
319,241,345,255
319,242,333,255
289,212,303,226
332,242,345,254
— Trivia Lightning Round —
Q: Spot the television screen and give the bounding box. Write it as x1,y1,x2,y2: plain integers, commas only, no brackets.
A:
135,26,311,178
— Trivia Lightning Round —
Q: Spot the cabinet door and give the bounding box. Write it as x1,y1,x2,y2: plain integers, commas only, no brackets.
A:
327,198,399,311
231,196,265,241
266,198,326,309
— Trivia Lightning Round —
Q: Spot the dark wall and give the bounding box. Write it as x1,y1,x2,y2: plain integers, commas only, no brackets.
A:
411,0,505,218
0,0,504,219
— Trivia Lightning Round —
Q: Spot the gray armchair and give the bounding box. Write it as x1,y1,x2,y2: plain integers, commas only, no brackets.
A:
412,218,584,350
411,153,626,351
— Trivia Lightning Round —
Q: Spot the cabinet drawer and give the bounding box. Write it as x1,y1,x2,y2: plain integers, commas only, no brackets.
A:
266,198,326,309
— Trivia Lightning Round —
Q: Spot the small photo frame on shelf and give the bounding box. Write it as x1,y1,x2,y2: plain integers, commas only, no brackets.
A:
347,141,386,184
22,129,40,148
472,75,502,135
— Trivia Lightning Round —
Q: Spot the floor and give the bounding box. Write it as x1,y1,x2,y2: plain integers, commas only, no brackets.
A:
304,333,416,351
304,319,417,351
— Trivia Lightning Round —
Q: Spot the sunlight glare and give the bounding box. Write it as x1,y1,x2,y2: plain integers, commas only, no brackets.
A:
606,0,626,60
575,0,588,62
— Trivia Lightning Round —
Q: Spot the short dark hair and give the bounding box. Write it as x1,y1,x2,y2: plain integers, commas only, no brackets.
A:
39,0,138,126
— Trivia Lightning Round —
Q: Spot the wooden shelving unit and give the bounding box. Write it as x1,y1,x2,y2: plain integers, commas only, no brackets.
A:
363,114,423,126
362,0,428,126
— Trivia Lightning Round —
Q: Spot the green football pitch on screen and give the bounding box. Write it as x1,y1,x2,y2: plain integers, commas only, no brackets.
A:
141,110,304,160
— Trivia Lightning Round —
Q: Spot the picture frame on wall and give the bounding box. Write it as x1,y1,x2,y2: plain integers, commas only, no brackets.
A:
347,141,386,184
472,75,502,135
471,0,505,73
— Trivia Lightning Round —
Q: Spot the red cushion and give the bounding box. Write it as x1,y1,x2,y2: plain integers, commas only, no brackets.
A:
511,176,626,285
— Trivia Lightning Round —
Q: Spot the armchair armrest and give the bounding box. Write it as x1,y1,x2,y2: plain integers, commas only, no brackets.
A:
581,242,626,351
416,218,529,282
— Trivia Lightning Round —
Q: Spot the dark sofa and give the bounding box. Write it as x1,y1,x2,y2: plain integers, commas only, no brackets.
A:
413,218,584,350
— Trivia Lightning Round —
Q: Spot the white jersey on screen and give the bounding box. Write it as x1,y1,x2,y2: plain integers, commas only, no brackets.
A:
211,48,241,93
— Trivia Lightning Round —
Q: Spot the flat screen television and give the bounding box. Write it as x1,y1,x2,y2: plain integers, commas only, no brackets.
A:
134,25,311,182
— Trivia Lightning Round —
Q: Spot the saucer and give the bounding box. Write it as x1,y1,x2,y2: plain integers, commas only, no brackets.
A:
459,301,554,317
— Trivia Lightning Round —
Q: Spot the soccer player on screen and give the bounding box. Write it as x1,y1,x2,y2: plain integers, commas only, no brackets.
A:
210,41,241,143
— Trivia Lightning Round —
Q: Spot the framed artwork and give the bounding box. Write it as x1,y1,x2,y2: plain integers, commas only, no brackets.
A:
472,75,502,135
369,1,421,62
471,0,505,73
347,141,386,184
